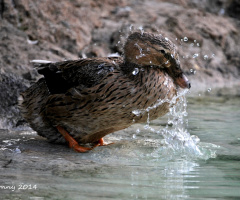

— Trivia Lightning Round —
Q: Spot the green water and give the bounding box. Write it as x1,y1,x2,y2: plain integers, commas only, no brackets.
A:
0,92,240,200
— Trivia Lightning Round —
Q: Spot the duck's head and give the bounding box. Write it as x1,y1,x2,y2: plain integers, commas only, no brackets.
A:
123,32,190,89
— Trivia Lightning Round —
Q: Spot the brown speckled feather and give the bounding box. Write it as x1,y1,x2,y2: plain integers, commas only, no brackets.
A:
20,31,190,144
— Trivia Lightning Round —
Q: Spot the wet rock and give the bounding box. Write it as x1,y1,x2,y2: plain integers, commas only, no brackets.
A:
0,73,29,129
226,0,240,19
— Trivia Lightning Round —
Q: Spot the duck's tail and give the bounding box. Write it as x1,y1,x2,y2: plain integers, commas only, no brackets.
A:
19,78,65,143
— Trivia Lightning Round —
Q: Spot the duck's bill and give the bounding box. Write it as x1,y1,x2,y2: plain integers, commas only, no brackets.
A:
175,74,191,89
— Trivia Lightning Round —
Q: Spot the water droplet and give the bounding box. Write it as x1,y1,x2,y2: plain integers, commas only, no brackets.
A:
165,37,169,41
132,109,141,116
207,88,211,92
211,54,215,58
149,61,152,64
194,40,197,43
183,37,188,42
204,55,208,60
98,63,105,69
175,38,178,40
163,79,168,86
15,147,21,153
134,43,145,59
192,53,199,58
219,8,225,15
136,129,140,133
165,60,169,65
190,69,196,74
144,124,150,130
197,43,200,47
129,24,133,31
118,41,121,44
190,43,194,47
132,134,136,139
132,68,139,75
138,26,144,34
191,135,200,144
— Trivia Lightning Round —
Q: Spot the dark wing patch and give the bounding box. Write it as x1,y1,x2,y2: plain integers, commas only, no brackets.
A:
37,57,122,94
38,64,72,94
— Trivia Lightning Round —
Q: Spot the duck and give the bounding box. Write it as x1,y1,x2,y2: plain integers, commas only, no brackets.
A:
20,31,191,153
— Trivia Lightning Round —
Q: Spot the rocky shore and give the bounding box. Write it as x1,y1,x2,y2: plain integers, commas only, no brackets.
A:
0,0,239,130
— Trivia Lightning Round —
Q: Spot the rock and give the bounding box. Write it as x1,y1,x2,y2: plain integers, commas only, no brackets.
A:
226,0,240,19
0,0,240,127
0,73,29,129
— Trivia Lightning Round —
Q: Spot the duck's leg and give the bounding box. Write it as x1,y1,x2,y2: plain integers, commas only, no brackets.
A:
94,138,114,147
56,125,92,153
95,138,106,146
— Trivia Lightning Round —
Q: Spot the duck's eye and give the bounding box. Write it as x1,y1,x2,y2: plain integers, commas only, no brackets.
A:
160,50,165,54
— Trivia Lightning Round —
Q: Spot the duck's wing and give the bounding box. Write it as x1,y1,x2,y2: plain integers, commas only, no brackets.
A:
36,57,122,94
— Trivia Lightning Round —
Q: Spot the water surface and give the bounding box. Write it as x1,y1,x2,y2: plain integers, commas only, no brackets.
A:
0,92,240,200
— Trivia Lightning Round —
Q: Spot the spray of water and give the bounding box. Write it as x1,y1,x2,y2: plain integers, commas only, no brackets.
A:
157,90,204,158
79,89,218,165
131,89,216,160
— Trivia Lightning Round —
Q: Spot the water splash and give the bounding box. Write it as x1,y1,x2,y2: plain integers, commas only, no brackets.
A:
203,55,208,60
134,43,145,59
132,68,139,75
132,108,143,116
158,92,203,158
138,26,144,34
165,60,169,65
190,69,196,74
84,90,216,164
192,53,199,58
129,24,134,32
131,89,216,160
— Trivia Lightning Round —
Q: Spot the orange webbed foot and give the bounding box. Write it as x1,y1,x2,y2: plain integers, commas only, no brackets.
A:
94,138,114,147
56,126,92,153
